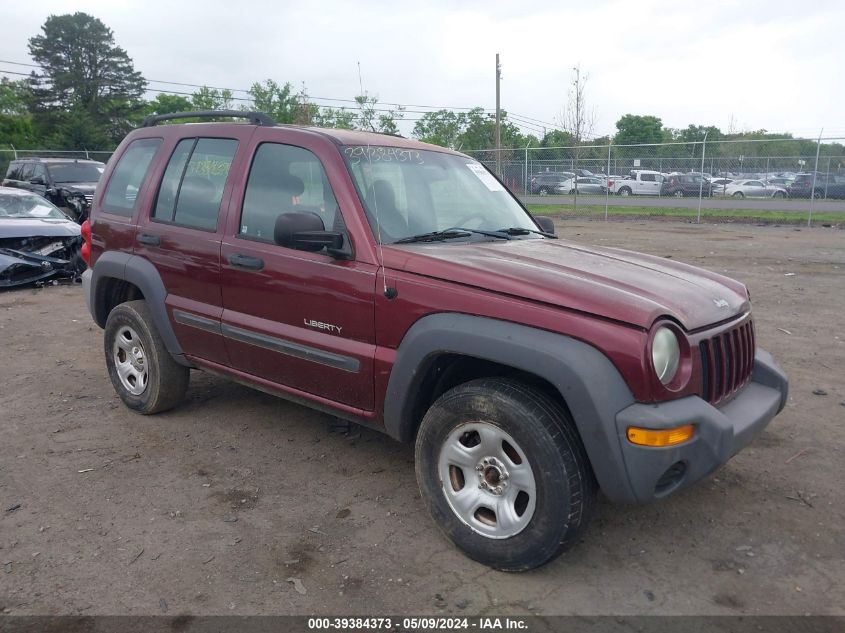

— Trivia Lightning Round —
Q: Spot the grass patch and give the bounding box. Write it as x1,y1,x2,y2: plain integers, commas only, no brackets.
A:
527,204,843,224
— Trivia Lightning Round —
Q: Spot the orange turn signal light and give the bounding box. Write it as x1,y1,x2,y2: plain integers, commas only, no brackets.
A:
627,424,695,447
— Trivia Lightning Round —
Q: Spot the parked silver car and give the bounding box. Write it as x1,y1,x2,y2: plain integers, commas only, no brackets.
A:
724,179,788,199
555,176,607,195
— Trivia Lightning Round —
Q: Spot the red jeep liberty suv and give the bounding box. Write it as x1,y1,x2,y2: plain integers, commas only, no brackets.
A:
81,111,788,571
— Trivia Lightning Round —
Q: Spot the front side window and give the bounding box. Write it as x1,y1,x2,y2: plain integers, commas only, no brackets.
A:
342,146,538,244
153,138,238,231
240,143,340,243
102,138,162,216
18,163,34,182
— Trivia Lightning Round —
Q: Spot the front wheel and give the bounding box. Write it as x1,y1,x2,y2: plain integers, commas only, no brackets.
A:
673,190,684,198
415,378,597,571
618,187,632,196
104,300,189,414
538,187,549,196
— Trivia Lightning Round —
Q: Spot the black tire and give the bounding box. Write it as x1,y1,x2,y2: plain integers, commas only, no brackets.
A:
618,187,631,196
673,190,684,198
732,191,744,198
414,378,597,571
538,187,549,196
104,300,189,414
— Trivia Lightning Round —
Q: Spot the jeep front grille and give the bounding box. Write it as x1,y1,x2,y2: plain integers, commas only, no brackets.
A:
699,319,755,405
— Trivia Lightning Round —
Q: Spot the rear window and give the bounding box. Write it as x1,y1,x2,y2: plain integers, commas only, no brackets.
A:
102,138,162,216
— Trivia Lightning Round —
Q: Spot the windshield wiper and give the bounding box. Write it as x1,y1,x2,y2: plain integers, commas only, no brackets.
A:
495,226,558,238
393,227,512,244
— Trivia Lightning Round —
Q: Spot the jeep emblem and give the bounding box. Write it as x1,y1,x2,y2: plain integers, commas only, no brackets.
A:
713,298,729,308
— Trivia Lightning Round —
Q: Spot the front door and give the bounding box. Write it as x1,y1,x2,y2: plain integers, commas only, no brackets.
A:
220,137,377,410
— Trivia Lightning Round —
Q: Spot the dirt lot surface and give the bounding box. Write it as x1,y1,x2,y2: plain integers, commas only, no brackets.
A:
0,219,843,617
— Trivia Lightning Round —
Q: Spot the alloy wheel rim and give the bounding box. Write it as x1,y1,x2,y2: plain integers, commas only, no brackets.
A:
113,326,149,395
437,422,537,539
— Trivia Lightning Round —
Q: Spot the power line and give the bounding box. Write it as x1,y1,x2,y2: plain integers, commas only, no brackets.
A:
0,58,497,114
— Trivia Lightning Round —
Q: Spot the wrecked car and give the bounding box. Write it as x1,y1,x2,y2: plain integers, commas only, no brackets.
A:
2,158,105,223
0,186,86,288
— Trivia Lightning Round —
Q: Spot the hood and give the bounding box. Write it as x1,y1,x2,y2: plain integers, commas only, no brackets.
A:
58,182,97,194
0,218,81,239
383,238,749,331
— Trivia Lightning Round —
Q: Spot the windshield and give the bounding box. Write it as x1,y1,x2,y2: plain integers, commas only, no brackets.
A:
0,192,66,219
49,162,104,183
342,146,539,244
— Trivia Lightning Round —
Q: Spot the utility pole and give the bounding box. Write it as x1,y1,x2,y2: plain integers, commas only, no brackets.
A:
495,53,502,177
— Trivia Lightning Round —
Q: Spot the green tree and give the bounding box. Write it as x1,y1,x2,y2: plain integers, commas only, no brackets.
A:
27,12,146,147
144,93,193,116
614,114,665,146
191,86,234,110
352,92,404,134
312,106,356,130
245,79,301,124
412,110,467,148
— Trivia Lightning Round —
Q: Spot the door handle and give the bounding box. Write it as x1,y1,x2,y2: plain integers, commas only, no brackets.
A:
137,233,160,247
227,253,265,271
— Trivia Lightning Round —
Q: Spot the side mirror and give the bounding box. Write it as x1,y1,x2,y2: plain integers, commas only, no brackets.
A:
533,215,556,235
29,177,46,185
274,211,345,254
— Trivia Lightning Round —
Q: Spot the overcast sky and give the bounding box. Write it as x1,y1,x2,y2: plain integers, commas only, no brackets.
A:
2,0,843,139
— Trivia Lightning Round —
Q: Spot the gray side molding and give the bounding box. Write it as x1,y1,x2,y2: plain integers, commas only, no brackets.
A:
89,251,185,361
383,313,638,502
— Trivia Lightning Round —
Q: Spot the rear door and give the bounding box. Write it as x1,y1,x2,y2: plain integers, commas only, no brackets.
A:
219,133,377,410
133,131,253,365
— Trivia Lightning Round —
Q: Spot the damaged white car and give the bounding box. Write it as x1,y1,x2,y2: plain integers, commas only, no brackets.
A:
0,186,86,288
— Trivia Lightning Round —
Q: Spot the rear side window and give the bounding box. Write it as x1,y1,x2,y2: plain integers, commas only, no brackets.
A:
102,138,162,216
5,162,23,180
641,173,655,182
153,138,238,231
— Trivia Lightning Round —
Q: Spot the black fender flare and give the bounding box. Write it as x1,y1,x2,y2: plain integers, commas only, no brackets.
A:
87,251,186,362
383,313,638,503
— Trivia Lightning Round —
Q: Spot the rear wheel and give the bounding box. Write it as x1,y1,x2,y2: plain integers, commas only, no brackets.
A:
538,187,549,196
673,190,684,198
104,300,189,414
415,378,597,571
732,191,744,198
773,191,785,198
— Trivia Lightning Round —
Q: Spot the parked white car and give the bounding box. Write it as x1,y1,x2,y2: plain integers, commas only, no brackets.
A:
608,170,664,196
724,180,788,199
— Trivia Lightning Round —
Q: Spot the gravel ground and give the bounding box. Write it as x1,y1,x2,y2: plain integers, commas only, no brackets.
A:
0,219,843,617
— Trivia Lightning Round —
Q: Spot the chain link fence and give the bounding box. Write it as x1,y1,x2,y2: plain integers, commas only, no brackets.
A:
465,137,845,226
4,138,844,226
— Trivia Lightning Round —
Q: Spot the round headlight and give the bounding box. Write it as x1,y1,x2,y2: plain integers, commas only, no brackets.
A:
652,327,680,385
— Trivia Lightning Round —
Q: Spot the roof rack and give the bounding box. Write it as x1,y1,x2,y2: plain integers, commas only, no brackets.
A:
140,110,276,128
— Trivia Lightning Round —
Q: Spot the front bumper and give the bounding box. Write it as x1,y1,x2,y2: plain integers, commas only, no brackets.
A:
613,348,788,503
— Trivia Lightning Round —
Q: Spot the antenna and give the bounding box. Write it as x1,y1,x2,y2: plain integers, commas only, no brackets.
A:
357,62,390,296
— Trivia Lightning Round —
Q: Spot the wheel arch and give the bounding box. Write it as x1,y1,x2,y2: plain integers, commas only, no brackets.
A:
87,251,186,363
383,313,638,502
